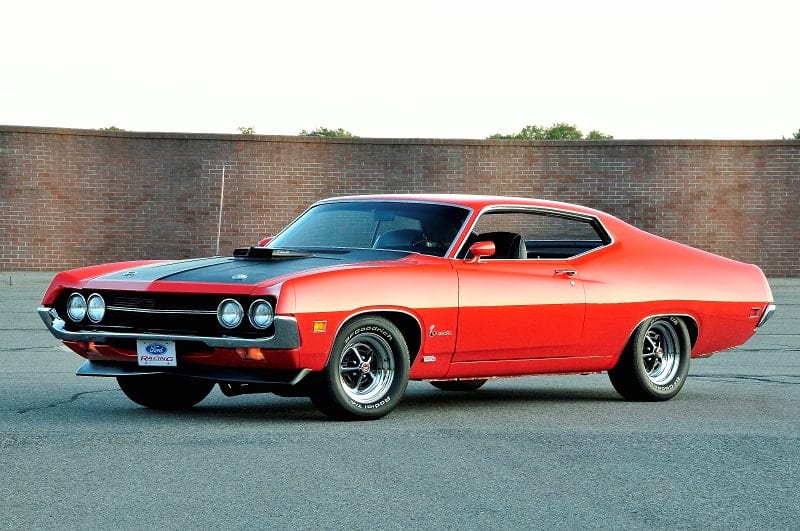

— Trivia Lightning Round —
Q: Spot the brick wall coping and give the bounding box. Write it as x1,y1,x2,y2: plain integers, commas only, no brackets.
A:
2,124,798,148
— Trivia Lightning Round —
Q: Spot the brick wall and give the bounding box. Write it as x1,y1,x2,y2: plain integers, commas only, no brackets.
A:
1,126,798,276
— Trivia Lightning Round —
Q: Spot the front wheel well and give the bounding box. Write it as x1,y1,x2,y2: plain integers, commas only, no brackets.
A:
335,311,422,366
373,311,422,365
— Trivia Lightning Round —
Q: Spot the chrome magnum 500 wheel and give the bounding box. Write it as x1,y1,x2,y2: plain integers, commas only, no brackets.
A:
608,316,691,401
311,316,410,420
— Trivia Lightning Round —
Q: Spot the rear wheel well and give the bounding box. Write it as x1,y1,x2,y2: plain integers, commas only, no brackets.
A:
625,314,699,350
681,316,699,348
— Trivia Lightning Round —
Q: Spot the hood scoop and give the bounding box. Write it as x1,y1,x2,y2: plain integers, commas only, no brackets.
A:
232,247,312,260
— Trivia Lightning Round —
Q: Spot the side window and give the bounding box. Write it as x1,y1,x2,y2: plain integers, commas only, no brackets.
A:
464,210,609,259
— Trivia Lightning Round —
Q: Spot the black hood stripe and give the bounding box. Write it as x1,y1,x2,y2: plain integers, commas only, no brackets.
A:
97,250,409,285
98,257,234,282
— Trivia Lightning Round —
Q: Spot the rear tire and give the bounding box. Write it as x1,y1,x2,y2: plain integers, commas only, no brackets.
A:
310,316,410,420
608,316,691,401
117,374,214,410
430,379,487,392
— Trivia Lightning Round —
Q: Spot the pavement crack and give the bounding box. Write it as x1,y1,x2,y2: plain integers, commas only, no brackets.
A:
692,374,800,386
0,346,61,352
17,389,115,414
735,347,800,353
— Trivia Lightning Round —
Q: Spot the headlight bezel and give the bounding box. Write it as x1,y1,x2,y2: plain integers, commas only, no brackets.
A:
248,299,275,330
217,298,245,329
66,292,87,322
86,293,106,323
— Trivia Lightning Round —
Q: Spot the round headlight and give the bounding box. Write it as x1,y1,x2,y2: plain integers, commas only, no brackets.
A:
248,299,274,329
217,298,244,329
87,293,106,323
66,293,87,322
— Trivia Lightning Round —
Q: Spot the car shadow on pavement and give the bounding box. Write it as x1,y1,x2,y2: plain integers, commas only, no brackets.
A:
92,384,623,423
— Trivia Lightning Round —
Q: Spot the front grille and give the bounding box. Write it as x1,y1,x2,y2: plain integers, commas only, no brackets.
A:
110,295,158,310
105,293,221,313
57,290,275,338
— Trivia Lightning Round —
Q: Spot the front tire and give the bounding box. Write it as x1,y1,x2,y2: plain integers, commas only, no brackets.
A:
311,316,410,420
608,316,691,401
117,374,214,410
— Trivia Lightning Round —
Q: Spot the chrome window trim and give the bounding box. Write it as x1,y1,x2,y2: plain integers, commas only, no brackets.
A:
267,199,474,259
453,204,616,262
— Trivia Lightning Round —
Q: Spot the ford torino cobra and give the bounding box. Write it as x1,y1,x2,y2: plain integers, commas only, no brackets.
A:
39,194,776,419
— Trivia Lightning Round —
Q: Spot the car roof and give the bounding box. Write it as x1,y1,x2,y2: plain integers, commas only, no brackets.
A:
319,194,609,219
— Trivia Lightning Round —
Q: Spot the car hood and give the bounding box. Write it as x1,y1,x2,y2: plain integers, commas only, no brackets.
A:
94,249,411,285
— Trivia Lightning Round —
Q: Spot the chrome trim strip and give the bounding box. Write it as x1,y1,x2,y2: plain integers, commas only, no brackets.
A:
106,306,217,315
757,303,776,328
38,306,301,350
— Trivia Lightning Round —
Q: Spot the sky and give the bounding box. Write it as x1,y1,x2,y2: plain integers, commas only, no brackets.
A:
2,0,798,140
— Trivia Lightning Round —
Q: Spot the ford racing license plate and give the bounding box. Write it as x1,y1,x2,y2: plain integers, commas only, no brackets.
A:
136,340,177,367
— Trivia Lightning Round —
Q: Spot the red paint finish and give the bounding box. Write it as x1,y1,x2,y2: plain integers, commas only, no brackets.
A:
454,260,585,361
39,195,774,395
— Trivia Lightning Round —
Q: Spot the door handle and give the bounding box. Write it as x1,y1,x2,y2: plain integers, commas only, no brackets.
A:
554,269,578,278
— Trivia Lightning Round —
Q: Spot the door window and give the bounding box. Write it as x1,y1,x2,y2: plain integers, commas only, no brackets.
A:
460,210,610,259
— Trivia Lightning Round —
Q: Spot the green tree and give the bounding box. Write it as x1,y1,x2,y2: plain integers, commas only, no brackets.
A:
586,129,614,140
489,122,612,140
237,126,256,135
100,126,125,131
793,129,800,140
299,127,356,137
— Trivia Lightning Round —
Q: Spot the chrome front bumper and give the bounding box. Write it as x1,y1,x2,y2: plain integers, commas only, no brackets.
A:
37,306,301,350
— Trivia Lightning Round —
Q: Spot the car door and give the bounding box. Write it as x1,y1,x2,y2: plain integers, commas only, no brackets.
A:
450,208,609,362
453,258,585,361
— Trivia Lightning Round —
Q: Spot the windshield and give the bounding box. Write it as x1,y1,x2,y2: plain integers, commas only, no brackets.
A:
268,201,471,257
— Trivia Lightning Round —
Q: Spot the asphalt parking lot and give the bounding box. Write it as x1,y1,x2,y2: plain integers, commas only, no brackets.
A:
1,273,797,530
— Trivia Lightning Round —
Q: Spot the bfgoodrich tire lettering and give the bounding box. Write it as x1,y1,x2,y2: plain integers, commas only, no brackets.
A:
311,316,410,420
608,316,691,401
117,374,214,410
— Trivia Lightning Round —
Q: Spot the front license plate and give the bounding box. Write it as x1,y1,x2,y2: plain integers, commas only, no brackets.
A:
136,340,177,367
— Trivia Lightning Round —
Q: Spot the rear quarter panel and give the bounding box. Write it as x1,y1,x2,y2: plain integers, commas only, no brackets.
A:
578,218,772,362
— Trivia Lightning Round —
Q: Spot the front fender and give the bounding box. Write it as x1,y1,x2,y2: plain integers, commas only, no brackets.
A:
287,263,458,373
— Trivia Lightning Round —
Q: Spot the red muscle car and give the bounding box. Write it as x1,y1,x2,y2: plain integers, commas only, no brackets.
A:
39,195,776,419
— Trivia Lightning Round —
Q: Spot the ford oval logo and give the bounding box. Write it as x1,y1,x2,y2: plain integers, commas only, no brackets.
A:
145,344,168,355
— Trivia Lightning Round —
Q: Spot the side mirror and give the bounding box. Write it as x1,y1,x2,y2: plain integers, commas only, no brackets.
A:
466,241,495,263
258,237,273,247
